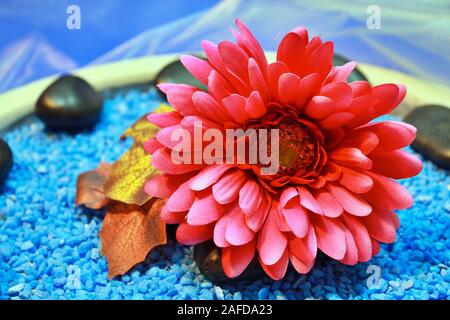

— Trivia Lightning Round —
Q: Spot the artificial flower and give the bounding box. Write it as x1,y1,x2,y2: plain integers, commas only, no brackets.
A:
144,19,422,280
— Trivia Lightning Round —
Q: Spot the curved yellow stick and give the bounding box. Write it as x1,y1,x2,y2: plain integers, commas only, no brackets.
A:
0,52,449,131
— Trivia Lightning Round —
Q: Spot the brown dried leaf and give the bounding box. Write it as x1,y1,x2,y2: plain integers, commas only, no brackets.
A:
103,103,172,205
75,162,111,209
99,198,166,279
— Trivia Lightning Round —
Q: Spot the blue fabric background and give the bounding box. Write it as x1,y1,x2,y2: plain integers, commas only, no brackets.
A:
0,0,449,93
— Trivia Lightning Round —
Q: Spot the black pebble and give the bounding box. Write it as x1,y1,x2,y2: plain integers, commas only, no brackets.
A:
333,54,368,83
155,58,208,99
194,241,265,284
36,75,103,130
0,139,13,186
404,105,450,169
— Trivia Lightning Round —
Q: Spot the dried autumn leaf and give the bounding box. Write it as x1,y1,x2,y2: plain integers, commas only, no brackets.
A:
103,103,172,205
75,162,111,209
99,198,166,279
121,103,172,146
103,145,157,205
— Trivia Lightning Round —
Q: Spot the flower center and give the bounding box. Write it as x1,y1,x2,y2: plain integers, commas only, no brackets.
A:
276,120,317,176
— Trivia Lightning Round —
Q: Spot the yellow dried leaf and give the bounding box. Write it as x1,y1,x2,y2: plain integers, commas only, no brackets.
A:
104,144,157,205
121,103,172,146
103,103,173,205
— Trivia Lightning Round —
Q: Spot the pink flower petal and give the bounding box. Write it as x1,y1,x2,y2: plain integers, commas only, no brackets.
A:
222,94,250,124
338,166,373,194
296,73,321,107
180,54,213,85
371,238,381,256
246,195,270,232
291,26,309,41
275,205,290,232
144,174,184,198
278,73,301,105
245,91,266,118
155,125,182,149
370,150,422,179
282,199,310,238
327,184,372,216
214,213,231,248
222,238,256,278
346,94,379,117
218,41,250,84
267,61,289,99
158,83,198,116
248,58,268,101
290,254,315,274
312,215,346,260
361,209,397,243
297,186,323,214
339,227,359,265
341,214,372,262
166,180,195,212
160,206,185,224
208,70,233,101
338,130,379,155
304,95,336,119
176,222,213,245
225,205,255,246
192,91,230,123
345,84,403,128
313,189,343,218
364,172,414,210
357,121,416,152
305,36,323,55
201,40,228,75
239,179,262,215
288,227,317,262
390,211,401,229
259,249,289,280
319,112,354,129
257,205,287,265
152,148,204,174
147,111,182,128
349,81,371,97
280,187,298,208
325,61,357,83
144,138,162,154
190,165,232,191
277,32,307,75
320,82,352,110
187,191,223,225
302,42,334,80
212,170,248,204
235,19,268,76
329,147,373,170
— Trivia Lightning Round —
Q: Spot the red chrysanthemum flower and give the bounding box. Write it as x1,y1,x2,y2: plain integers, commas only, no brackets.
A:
144,20,422,280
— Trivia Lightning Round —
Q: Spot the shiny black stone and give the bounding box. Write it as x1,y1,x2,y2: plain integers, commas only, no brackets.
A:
404,105,450,169
333,54,368,83
194,241,265,284
155,58,207,99
36,75,103,130
0,139,13,186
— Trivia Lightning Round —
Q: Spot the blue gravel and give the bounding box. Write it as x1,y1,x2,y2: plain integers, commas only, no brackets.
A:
0,87,449,300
